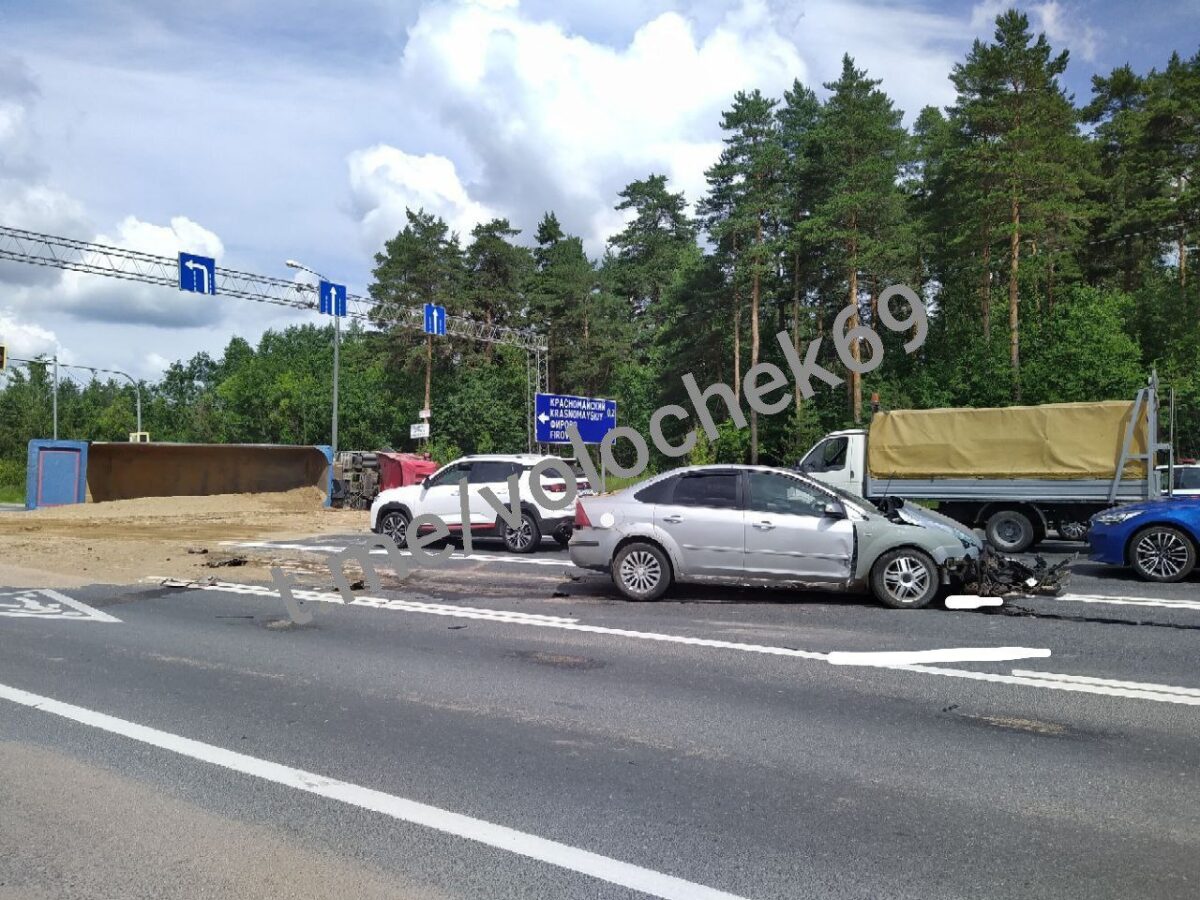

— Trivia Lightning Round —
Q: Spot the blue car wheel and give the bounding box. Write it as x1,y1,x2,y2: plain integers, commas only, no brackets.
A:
1129,525,1196,583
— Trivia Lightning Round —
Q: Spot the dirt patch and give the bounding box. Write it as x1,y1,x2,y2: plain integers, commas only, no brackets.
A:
0,488,364,588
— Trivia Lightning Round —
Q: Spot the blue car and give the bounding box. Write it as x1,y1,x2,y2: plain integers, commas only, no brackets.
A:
1089,498,1200,582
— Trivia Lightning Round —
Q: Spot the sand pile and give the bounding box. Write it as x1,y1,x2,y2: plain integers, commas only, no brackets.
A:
0,488,365,588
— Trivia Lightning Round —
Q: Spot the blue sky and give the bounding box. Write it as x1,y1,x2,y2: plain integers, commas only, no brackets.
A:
0,0,1194,379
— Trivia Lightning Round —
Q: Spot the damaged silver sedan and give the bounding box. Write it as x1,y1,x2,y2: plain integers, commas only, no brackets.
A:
569,465,983,609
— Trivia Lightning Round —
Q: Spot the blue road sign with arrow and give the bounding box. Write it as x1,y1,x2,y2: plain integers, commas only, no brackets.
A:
319,280,347,317
535,392,617,444
423,303,446,335
178,252,216,295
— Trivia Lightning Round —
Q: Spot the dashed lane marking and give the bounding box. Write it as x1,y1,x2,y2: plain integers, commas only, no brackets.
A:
223,541,571,568
0,681,750,900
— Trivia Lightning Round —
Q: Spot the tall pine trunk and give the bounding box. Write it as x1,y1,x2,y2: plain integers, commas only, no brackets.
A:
980,228,992,338
1009,196,1021,401
848,219,862,423
750,221,762,464
732,235,742,402
733,292,742,402
792,252,803,409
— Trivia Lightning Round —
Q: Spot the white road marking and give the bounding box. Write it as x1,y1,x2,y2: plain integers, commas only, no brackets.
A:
147,579,580,626
1052,593,1200,612
944,595,1004,610
0,589,121,623
828,647,1050,666
224,540,571,568
1010,670,1200,698
0,681,748,900
893,664,1200,706
157,581,1200,706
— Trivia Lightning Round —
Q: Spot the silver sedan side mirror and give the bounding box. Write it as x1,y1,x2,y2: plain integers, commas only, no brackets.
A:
823,502,846,519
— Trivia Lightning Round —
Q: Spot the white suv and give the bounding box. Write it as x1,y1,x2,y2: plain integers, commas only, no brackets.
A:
369,454,591,553
1159,463,1200,498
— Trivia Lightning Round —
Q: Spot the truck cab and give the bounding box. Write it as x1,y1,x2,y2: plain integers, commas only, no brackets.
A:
797,430,867,497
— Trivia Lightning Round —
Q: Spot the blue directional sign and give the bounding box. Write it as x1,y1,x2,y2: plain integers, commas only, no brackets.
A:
178,252,216,295
423,303,447,336
535,392,617,444
319,280,347,317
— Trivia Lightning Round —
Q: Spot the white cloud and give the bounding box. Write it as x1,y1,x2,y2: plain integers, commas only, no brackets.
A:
1030,1,1099,62
362,0,806,251
348,145,499,249
0,55,229,331
36,215,226,327
0,308,58,359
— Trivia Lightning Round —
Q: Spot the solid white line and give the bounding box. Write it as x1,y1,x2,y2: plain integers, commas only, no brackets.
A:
1053,593,1200,611
0,682,748,900
1010,669,1200,698
828,647,1050,666
892,664,1200,706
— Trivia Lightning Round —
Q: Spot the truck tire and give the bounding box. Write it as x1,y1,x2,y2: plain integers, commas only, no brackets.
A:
985,510,1035,553
1058,520,1088,542
870,548,939,609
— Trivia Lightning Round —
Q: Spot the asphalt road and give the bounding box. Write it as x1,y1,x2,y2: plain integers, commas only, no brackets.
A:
2,534,1198,899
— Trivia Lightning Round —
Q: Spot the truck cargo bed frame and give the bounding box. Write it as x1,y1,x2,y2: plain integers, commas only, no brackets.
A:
865,377,1171,506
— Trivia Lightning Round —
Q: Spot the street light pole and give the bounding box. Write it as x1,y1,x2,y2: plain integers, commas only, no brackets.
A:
286,259,339,455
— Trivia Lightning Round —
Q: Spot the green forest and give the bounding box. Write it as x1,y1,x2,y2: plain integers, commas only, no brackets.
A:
2,10,1198,501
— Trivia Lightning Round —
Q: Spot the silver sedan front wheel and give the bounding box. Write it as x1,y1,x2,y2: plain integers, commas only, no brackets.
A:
1130,526,1196,582
612,542,671,601
870,548,939,609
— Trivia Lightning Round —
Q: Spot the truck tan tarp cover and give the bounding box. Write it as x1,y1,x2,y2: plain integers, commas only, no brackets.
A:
867,401,1148,480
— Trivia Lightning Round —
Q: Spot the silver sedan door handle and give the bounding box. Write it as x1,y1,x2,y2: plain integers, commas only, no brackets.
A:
662,514,683,524
753,520,776,530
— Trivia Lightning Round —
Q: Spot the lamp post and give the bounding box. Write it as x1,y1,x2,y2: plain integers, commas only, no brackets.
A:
286,259,339,455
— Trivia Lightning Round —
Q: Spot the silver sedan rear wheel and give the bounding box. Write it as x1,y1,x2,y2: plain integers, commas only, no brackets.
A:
1130,526,1196,582
612,542,671,601
870,548,939,609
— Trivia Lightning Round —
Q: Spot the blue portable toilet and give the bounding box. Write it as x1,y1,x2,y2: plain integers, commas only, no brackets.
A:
26,440,89,510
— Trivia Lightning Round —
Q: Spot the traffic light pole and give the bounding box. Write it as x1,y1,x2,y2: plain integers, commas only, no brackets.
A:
332,311,340,456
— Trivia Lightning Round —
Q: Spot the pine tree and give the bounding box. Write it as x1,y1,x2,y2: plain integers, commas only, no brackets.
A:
948,10,1084,399
778,80,825,408
702,90,786,462
807,55,908,422
607,174,697,342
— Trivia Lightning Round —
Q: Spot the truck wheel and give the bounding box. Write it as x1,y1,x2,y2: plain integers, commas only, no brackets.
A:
1129,526,1196,583
870,548,938,609
612,542,672,601
985,510,1035,553
1058,520,1088,542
